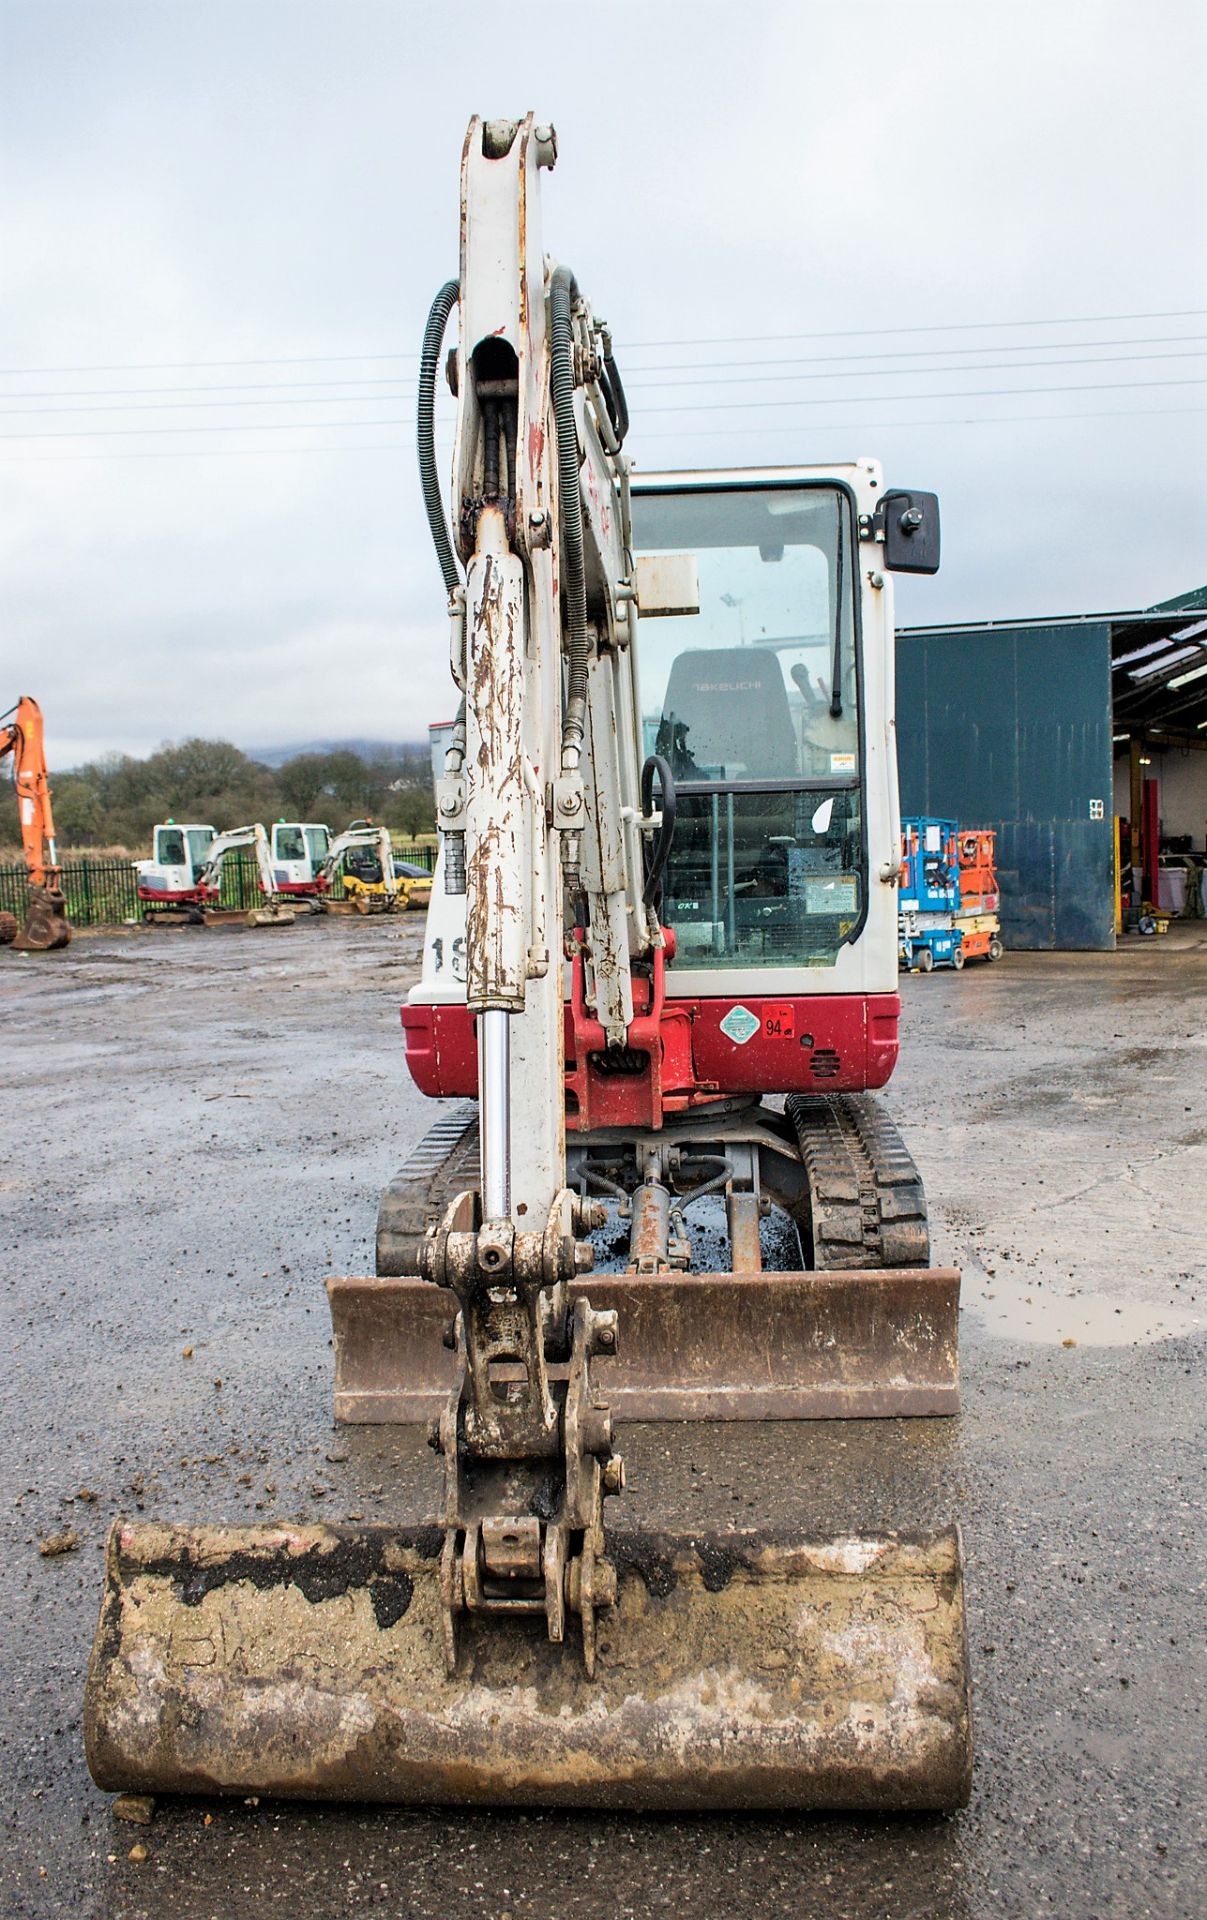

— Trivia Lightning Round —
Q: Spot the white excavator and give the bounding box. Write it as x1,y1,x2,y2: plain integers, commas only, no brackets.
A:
135,821,298,925
196,823,297,926
86,116,971,1815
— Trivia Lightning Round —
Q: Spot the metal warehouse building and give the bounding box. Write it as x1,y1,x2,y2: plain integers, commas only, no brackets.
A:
897,588,1207,950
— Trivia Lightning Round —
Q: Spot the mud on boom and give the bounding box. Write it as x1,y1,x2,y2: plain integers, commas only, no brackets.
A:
86,115,972,1816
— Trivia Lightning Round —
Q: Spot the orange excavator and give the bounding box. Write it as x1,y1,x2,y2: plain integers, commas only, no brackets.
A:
0,696,72,951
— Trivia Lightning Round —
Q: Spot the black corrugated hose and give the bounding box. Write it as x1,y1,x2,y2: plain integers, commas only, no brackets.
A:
640,754,677,908
418,280,461,597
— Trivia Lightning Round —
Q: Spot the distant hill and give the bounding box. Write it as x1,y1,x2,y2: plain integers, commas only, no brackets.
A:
243,738,426,767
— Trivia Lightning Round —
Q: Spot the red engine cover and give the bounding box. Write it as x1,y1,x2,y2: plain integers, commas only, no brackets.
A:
402,983,900,1130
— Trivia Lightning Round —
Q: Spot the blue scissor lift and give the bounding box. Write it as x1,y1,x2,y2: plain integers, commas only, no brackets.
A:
899,817,964,972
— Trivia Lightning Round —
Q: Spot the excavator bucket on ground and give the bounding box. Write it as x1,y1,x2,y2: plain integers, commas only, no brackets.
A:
13,883,72,950
86,1519,971,1811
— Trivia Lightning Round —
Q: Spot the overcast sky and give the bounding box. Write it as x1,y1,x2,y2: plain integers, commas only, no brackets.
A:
2,0,1205,766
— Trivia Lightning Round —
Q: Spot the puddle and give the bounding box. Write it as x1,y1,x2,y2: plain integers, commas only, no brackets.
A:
963,1263,1204,1345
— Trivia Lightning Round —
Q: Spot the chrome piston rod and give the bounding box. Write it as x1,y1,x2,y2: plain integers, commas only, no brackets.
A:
478,1007,511,1221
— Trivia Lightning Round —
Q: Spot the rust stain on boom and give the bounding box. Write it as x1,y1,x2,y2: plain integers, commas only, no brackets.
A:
327,1268,961,1423
85,1520,972,1812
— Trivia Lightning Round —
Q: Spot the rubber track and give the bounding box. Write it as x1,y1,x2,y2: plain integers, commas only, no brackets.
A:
784,1093,930,1270
375,1104,480,1275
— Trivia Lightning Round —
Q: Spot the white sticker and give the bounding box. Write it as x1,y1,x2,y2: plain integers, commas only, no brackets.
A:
806,877,859,914
719,1005,760,1046
829,752,856,772
1089,798,1104,820
925,825,941,852
810,797,834,833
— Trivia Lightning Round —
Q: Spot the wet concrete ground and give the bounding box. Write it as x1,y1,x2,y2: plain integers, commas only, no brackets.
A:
1,916,1203,1919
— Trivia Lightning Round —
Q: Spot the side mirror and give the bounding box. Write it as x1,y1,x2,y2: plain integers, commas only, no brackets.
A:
879,489,941,575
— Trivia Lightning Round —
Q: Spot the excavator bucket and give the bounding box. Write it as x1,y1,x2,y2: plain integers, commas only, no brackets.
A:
86,1518,971,1811
246,904,296,927
13,885,72,950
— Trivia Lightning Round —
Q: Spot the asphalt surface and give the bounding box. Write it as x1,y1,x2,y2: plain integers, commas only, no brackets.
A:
2,915,1204,1920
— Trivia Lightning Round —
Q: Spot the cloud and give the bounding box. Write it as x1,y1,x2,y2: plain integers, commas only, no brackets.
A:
1,0,1204,765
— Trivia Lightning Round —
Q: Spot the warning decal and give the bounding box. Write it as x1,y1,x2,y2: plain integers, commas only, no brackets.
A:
719,1005,760,1046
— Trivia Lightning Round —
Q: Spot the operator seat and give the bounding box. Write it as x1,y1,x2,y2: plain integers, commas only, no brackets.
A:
657,647,795,781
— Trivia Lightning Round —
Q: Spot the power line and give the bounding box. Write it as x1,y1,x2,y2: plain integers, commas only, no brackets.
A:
1,307,1203,379
0,404,1200,463
7,331,1207,403
624,331,1207,375
6,372,1203,440
623,308,1207,352
0,374,413,403
0,393,411,418
622,348,1207,392
632,405,1207,443
5,353,1207,421
635,375,1207,417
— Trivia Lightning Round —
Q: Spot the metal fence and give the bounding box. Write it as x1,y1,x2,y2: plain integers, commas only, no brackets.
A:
0,839,437,932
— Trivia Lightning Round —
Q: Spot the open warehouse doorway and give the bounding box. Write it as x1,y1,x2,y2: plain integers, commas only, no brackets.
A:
897,588,1207,950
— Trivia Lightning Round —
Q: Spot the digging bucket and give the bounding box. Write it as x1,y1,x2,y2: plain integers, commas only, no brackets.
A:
85,1518,971,1812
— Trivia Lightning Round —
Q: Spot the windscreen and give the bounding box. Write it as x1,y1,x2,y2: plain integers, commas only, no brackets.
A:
275,826,306,862
632,486,858,781
631,485,863,970
155,827,185,865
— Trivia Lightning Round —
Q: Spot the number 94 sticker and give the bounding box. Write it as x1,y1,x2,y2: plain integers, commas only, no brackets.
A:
762,1003,795,1040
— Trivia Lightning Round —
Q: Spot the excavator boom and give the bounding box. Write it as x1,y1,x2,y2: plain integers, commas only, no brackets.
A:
0,696,72,950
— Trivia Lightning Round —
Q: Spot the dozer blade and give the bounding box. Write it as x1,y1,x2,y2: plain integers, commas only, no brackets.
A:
327,1268,960,1422
246,905,296,927
85,1519,971,1812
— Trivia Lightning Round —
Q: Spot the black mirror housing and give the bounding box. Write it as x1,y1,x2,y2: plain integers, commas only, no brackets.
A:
880,489,941,574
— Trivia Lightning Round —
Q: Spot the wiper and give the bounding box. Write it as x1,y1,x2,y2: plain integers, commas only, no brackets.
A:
830,506,845,720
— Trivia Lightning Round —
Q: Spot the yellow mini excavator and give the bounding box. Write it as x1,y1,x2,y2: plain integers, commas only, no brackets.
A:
85,115,971,1814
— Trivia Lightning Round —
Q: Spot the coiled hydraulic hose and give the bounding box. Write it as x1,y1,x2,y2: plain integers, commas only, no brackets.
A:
418,279,462,597
550,266,591,765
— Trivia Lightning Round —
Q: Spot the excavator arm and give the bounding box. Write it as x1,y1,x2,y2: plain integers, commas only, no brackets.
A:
197,824,295,927
320,823,398,908
0,696,72,950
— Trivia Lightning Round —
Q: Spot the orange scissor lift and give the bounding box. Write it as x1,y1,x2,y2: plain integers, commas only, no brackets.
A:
954,829,1003,963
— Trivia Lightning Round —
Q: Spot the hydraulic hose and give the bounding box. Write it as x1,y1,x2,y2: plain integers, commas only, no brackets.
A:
418,279,461,597
601,332,629,446
418,279,467,892
640,753,677,908
550,265,591,764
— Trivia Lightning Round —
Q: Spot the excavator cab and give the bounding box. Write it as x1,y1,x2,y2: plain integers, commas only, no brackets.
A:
271,820,332,895
635,478,866,977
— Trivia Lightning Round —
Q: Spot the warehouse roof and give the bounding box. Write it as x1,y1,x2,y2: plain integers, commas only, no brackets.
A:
901,587,1207,739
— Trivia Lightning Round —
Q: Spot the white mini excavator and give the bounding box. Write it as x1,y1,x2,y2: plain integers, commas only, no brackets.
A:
85,116,972,1815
